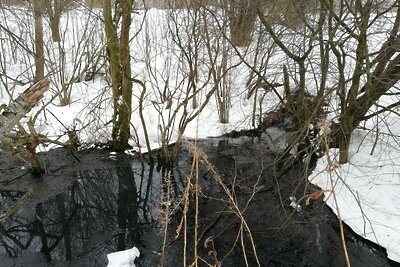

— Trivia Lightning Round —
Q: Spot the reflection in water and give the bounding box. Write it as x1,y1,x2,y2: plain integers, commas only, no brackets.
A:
0,158,171,266
116,165,138,251
1,141,393,266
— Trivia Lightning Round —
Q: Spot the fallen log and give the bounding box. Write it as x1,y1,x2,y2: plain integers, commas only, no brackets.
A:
0,78,50,138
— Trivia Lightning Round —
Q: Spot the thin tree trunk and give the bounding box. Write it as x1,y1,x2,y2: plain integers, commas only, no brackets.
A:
34,1,45,81
46,0,62,42
117,0,133,151
103,0,121,142
229,0,257,47
338,120,352,164
49,13,61,42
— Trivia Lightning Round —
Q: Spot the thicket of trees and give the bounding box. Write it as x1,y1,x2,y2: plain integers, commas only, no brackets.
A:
0,0,399,165
2,1,400,266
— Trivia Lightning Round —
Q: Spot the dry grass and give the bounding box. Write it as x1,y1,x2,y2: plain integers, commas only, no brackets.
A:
158,140,261,266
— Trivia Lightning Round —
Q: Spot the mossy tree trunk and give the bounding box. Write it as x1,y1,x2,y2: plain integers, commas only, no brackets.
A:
103,0,133,151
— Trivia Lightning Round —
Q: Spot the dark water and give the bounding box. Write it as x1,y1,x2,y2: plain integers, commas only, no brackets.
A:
0,137,398,266
0,148,171,266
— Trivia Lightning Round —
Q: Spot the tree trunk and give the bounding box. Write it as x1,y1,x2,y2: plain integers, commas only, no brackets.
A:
229,0,257,47
0,78,49,138
338,126,351,164
34,1,45,81
49,12,61,42
103,0,121,143
117,0,133,151
103,0,133,151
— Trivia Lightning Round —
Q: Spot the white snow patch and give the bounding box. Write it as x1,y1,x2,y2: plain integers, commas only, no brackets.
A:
107,247,140,267
310,127,400,262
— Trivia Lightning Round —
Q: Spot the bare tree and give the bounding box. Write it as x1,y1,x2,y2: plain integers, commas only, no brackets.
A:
103,0,134,151
317,0,400,163
250,0,400,164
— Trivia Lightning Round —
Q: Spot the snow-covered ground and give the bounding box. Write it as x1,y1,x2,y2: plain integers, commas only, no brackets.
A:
1,4,400,265
310,95,400,262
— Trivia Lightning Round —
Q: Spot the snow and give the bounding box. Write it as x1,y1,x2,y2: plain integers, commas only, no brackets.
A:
107,247,140,267
1,4,400,266
308,88,400,262
310,122,400,262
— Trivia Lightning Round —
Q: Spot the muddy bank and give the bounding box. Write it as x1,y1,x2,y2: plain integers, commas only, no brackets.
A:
0,136,397,266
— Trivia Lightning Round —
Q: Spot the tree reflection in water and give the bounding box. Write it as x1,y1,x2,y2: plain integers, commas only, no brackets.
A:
0,159,169,266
